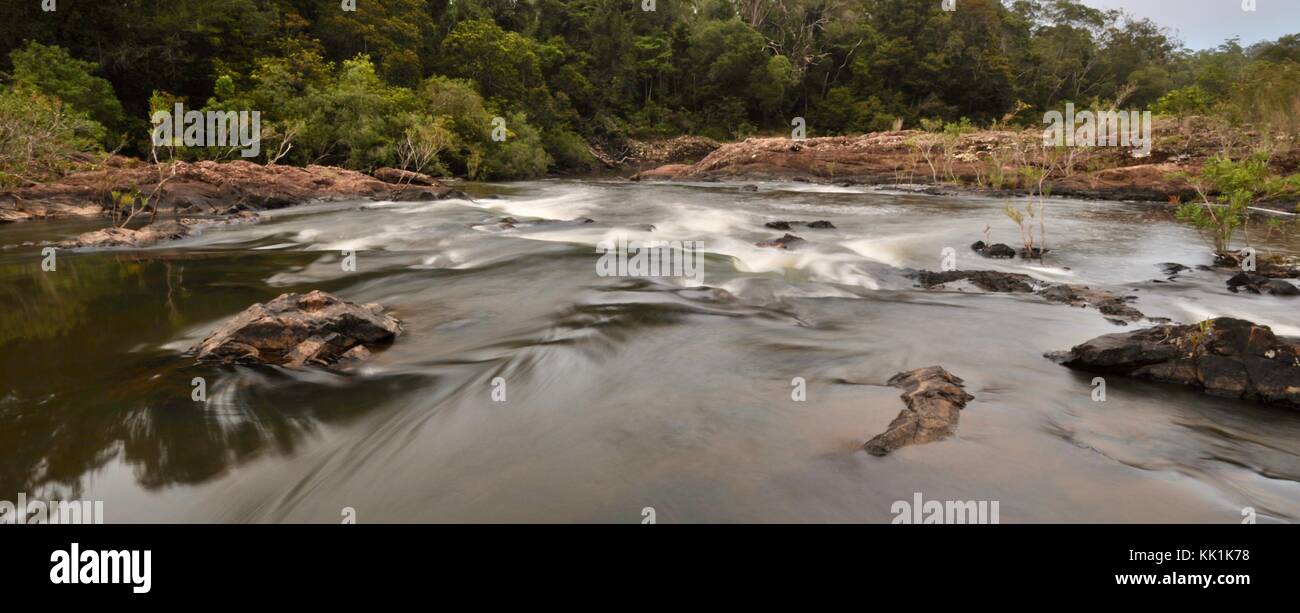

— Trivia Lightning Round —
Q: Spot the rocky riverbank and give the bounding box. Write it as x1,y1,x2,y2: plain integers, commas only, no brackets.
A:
0,158,461,224
632,121,1300,208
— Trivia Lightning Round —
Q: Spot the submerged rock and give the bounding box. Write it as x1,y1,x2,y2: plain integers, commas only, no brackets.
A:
58,221,193,248
864,366,975,456
1226,272,1299,296
913,270,1038,293
1160,262,1191,277
194,290,401,368
756,233,805,249
912,270,1145,323
1048,317,1300,407
971,241,1016,259
764,220,836,231
1037,284,1145,323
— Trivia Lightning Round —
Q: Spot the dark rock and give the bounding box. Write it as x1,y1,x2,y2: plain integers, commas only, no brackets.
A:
1227,272,1300,296
194,290,401,368
1018,247,1051,259
912,270,1037,293
1160,262,1191,276
1037,284,1145,322
913,270,1146,322
971,241,1016,259
765,220,835,230
864,366,974,456
740,184,759,192
1048,317,1300,407
756,233,805,249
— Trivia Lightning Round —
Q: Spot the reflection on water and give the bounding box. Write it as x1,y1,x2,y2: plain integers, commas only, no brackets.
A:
1,180,1299,522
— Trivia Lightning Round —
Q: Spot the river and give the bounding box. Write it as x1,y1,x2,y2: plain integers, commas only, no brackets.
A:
2,179,1298,522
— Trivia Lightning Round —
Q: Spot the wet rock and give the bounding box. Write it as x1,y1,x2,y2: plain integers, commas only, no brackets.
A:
765,220,835,231
57,221,193,248
1048,317,1300,407
1160,262,1191,277
971,241,1016,259
1214,253,1300,278
756,233,805,249
1227,272,1300,296
913,270,1146,323
913,270,1038,293
740,184,759,192
194,290,401,368
372,167,438,186
1018,247,1050,259
864,366,974,456
1037,284,1145,324
1,160,455,224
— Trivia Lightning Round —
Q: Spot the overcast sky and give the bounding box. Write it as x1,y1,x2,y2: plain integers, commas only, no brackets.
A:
1080,0,1299,50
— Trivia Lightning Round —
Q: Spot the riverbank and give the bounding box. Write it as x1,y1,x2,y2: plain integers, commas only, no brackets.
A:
0,158,460,224
632,120,1300,212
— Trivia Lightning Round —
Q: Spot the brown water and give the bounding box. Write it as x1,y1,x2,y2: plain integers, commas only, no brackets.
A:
2,180,1298,523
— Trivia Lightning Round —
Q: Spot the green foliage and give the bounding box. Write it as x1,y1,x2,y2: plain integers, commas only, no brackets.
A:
1,0,1299,182
1152,86,1213,117
0,85,103,186
8,41,123,147
1174,156,1271,253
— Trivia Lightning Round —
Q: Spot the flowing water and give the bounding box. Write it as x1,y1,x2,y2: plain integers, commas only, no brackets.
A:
2,180,1299,523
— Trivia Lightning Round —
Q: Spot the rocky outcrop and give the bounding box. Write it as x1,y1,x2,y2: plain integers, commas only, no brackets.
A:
193,290,402,368
1048,317,1300,407
913,270,1038,293
1036,284,1145,322
755,233,805,249
864,366,974,456
371,167,439,186
1,159,458,223
765,220,836,230
1227,272,1300,296
911,270,1146,323
629,120,1288,205
57,221,196,249
971,241,1016,259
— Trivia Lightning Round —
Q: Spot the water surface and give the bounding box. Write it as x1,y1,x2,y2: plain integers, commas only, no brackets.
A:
2,180,1298,522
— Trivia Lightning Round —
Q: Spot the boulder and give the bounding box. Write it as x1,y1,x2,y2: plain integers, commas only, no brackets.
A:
1227,272,1300,296
194,290,402,368
755,233,805,249
764,220,836,231
912,270,1146,323
971,241,1016,259
57,221,193,249
372,167,438,186
1048,317,1300,407
864,366,975,456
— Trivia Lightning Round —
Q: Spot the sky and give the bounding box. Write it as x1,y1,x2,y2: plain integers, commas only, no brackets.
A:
1080,0,1300,50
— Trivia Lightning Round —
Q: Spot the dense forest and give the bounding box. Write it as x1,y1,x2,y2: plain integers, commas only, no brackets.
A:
2,0,1298,182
